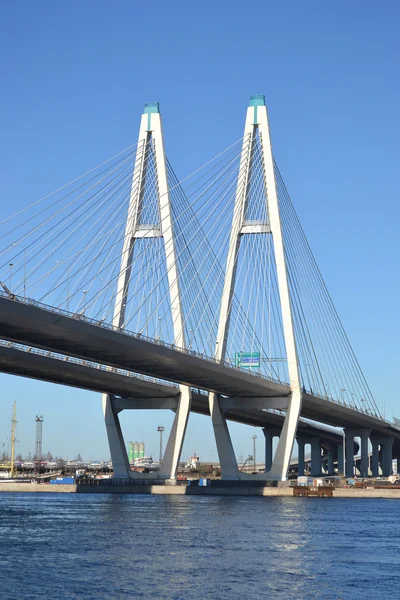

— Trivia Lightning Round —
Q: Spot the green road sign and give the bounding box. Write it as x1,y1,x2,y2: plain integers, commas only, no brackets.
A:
235,352,261,368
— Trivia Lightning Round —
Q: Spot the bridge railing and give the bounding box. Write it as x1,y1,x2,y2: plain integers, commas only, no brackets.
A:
303,389,381,419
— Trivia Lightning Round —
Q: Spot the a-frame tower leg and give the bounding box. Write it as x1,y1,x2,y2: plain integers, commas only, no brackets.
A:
211,95,302,481
103,103,191,479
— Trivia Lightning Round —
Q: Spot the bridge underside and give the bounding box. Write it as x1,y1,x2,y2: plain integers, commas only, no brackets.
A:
1,298,399,479
2,339,400,476
0,342,345,452
0,297,398,439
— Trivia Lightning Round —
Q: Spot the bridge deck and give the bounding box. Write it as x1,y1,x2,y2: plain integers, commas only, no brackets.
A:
0,342,347,450
0,296,399,441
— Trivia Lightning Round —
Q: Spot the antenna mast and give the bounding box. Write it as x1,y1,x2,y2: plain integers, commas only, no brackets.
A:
35,415,44,462
10,401,17,478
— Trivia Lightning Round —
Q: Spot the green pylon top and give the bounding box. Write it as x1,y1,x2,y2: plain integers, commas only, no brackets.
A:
144,102,160,114
249,95,265,107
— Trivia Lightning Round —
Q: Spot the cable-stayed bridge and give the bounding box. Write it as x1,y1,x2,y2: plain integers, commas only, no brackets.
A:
0,96,398,481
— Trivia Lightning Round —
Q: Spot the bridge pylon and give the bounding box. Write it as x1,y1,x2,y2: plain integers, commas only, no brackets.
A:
210,95,302,481
103,102,191,480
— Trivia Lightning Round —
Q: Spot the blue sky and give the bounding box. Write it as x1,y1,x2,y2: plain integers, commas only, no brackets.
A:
0,1,399,462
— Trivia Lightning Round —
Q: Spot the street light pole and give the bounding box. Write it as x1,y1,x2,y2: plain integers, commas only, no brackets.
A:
9,263,13,291
157,316,162,341
252,434,257,471
157,426,165,464
82,290,87,315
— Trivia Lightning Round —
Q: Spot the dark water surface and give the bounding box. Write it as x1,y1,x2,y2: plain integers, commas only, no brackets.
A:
0,493,399,599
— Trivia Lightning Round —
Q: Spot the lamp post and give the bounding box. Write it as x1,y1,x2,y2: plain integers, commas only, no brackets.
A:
306,363,315,392
340,388,346,404
157,316,162,341
246,455,253,472
252,434,257,471
9,263,14,291
157,426,164,464
82,290,87,315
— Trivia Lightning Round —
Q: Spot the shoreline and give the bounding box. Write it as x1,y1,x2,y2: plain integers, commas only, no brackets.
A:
1,482,400,498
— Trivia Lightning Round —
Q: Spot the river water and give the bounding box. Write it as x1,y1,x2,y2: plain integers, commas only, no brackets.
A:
0,493,399,599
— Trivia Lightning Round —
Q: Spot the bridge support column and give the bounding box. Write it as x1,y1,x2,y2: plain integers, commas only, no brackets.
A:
159,387,192,480
345,430,355,478
310,438,321,477
263,428,273,472
296,437,305,476
382,437,394,477
209,393,239,480
337,443,344,476
371,439,380,477
327,450,334,476
397,457,400,476
345,429,370,478
102,394,131,478
370,435,394,477
263,428,280,473
360,431,370,477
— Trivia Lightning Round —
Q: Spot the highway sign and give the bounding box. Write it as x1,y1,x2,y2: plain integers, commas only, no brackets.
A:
235,352,260,368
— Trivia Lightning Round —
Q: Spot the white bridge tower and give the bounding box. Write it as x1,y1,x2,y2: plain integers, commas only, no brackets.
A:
210,95,302,480
103,103,191,480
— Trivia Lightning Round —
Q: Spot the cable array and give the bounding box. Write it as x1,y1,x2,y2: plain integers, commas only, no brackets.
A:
275,161,379,415
0,141,143,319
0,127,380,416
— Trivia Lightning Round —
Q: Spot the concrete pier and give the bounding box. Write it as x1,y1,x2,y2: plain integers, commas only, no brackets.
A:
310,439,321,477
345,430,355,477
263,428,280,473
297,438,305,476
327,450,334,475
296,436,322,476
345,429,371,478
372,439,380,476
371,435,395,477
337,443,344,475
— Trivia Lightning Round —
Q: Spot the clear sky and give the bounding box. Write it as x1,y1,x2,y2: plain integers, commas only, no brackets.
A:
0,1,399,462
